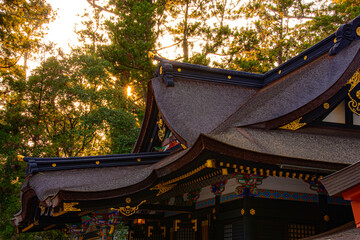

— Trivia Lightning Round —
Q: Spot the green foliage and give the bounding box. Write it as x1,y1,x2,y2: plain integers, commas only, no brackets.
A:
96,0,162,102
0,0,52,73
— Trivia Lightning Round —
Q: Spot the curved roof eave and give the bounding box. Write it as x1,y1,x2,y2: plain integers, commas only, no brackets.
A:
212,39,360,133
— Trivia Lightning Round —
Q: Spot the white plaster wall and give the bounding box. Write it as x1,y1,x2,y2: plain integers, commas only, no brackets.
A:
323,101,345,124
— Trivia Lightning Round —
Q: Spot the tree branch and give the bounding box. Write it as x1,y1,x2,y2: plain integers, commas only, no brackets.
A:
86,0,117,15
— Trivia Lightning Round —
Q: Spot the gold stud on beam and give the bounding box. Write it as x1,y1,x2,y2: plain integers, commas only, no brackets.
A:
95,161,100,165
298,173,303,179
292,173,296,179
52,163,56,167
323,102,330,109
148,52,155,59
206,159,215,168
222,168,228,175
178,68,181,72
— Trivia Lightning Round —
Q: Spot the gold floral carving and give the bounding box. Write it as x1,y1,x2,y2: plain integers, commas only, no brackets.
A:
279,117,306,130
346,69,360,116
119,200,146,217
157,116,166,141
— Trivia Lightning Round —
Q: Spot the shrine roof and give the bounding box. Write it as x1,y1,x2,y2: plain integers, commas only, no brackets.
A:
141,15,360,148
213,40,360,131
151,76,257,145
320,159,360,196
208,126,360,166
301,222,360,240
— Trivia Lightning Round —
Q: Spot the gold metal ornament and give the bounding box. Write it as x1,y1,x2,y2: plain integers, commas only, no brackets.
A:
118,200,146,217
53,202,81,217
279,117,306,130
323,102,330,109
346,68,360,116
250,208,256,215
148,52,155,59
63,202,81,212
156,116,166,141
150,182,177,196
357,27,360,37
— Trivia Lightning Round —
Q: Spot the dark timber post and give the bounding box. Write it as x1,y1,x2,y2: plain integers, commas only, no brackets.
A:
244,192,256,240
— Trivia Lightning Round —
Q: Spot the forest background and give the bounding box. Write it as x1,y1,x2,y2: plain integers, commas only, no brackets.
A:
1,0,359,239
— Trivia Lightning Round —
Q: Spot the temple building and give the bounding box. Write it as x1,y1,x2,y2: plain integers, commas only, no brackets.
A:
12,15,360,240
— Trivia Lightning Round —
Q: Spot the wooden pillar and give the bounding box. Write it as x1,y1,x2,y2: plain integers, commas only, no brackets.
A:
243,192,256,240
214,195,222,240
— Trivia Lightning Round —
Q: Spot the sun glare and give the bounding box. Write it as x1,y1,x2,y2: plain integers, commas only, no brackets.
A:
127,86,132,98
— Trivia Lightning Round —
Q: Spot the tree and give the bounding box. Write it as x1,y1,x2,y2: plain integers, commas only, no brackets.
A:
0,0,52,74
160,0,238,66
86,0,165,104
214,0,360,73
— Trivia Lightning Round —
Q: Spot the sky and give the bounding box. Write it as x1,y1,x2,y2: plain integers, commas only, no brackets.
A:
46,0,91,52
26,0,91,70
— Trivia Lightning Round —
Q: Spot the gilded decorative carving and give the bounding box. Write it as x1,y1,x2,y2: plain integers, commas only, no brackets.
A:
53,202,80,217
346,68,360,116
279,117,306,130
118,200,146,217
150,161,213,196
150,182,177,196
156,116,166,141
63,202,81,212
